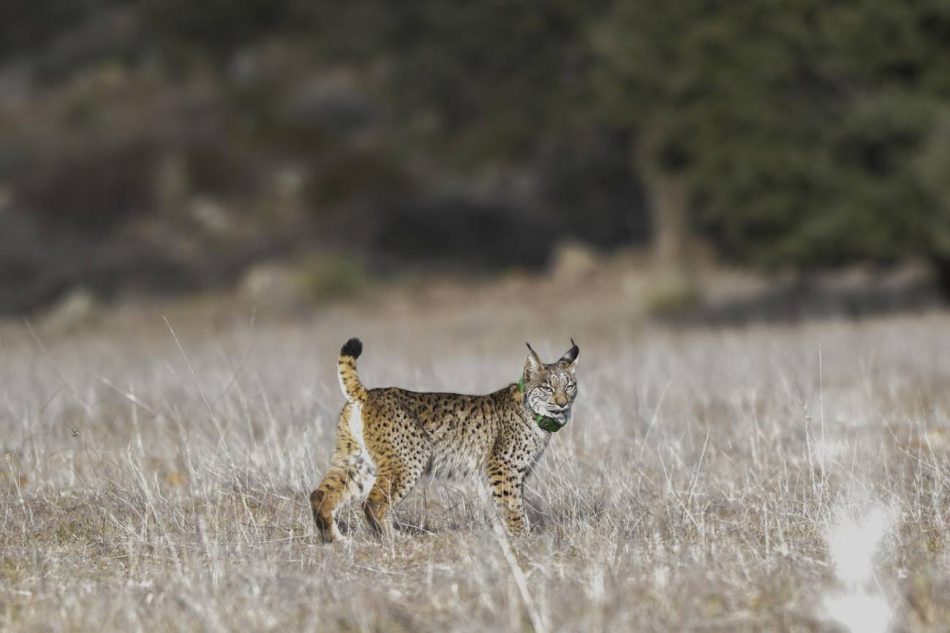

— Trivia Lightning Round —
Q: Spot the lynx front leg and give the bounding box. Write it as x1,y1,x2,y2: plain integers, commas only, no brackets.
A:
486,458,528,534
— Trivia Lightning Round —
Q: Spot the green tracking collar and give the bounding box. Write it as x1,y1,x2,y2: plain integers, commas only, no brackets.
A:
517,377,569,433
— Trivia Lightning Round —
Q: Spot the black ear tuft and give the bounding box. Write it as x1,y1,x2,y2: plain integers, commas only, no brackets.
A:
559,339,579,366
341,337,363,358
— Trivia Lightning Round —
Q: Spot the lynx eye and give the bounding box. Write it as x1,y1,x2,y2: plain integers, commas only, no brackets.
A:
566,383,577,394
538,385,553,394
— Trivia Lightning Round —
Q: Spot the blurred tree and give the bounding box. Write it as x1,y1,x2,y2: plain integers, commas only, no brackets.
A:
9,0,950,310
0,0,111,60
308,0,649,240
593,0,950,292
313,0,604,157
145,0,306,65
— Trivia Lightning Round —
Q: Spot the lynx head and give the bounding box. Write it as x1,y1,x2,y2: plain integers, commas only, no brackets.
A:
523,340,579,423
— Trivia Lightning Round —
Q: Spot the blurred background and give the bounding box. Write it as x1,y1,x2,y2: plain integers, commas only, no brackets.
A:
2,0,950,325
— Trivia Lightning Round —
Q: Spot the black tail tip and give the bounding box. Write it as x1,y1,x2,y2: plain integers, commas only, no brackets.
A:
341,337,363,358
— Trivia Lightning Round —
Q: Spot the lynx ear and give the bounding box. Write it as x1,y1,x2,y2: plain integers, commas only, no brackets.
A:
558,338,579,369
524,342,544,379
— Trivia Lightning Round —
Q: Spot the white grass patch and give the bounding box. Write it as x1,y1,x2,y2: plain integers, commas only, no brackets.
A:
824,590,894,633
822,503,896,633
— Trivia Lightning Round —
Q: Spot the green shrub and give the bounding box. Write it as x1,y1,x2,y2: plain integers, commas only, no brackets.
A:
644,277,703,319
297,254,368,302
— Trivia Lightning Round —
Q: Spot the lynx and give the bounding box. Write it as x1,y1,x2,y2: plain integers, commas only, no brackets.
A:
310,337,580,542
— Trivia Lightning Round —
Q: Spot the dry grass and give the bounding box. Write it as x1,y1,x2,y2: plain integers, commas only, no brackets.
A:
1,298,949,632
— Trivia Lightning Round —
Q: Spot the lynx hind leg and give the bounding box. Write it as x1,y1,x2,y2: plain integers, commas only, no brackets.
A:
311,404,376,543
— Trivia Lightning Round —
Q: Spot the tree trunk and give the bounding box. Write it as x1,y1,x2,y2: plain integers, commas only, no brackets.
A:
634,127,691,275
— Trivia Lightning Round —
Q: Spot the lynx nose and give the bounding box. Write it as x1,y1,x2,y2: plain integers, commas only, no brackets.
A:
554,394,568,407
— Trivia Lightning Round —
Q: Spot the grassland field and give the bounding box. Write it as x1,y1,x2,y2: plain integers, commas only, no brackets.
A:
0,277,948,632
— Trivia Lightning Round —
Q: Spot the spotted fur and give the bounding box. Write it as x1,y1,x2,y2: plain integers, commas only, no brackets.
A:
310,337,580,541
